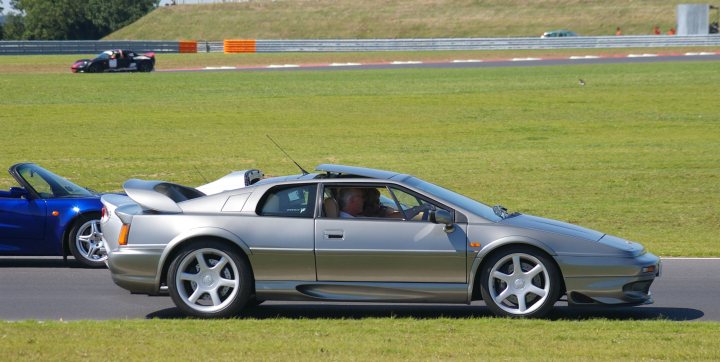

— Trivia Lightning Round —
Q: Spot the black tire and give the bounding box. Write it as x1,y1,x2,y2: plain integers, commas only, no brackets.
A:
479,246,561,318
86,64,101,73
168,240,252,318
138,61,153,72
68,214,106,268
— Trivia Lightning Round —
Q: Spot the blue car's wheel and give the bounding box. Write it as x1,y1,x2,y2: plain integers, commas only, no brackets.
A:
69,214,107,268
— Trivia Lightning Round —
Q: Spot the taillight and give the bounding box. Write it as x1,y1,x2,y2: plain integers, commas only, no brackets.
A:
118,224,130,246
101,207,106,220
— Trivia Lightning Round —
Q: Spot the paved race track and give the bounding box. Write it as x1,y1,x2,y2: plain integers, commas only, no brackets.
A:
159,53,720,73
0,258,716,321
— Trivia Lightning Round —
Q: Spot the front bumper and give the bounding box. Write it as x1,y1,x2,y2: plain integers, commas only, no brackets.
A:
557,252,661,305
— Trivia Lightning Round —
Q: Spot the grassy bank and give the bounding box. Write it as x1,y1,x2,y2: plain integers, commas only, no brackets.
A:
107,0,689,40
1,319,719,360
0,59,717,256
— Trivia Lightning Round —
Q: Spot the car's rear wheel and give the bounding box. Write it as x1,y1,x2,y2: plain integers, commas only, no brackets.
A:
138,62,152,72
168,240,251,318
68,214,107,268
480,246,561,318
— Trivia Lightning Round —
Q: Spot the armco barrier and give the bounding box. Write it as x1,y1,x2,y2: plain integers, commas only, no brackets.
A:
0,40,180,55
249,35,720,52
2,35,720,55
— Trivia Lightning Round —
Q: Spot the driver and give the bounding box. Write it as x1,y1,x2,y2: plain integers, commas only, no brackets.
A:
338,188,365,218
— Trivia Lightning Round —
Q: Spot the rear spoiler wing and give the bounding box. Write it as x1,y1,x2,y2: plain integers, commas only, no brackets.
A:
123,179,205,213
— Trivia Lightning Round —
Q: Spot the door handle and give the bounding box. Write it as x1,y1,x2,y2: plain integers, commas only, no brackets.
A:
323,230,344,240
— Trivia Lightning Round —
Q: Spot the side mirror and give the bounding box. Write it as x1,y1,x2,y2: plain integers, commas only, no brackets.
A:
10,187,29,198
430,209,454,232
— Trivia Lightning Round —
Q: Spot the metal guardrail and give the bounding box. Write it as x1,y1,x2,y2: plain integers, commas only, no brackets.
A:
0,41,180,55
202,35,720,53
1,36,719,55
261,35,720,52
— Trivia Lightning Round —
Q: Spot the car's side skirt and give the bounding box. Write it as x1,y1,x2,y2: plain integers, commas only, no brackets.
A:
255,281,470,303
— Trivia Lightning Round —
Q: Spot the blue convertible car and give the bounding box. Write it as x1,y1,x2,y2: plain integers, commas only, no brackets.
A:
0,163,105,267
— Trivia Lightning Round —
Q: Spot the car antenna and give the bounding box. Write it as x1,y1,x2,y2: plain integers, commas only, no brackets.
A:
193,165,209,184
266,135,309,175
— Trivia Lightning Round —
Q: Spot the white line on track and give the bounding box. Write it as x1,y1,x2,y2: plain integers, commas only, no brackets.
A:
569,55,601,59
204,66,237,70
684,52,717,56
391,61,423,64
511,57,542,61
452,59,483,63
627,54,658,58
329,63,362,66
266,64,300,68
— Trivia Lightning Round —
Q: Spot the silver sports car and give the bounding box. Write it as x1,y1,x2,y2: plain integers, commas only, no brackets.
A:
100,164,660,318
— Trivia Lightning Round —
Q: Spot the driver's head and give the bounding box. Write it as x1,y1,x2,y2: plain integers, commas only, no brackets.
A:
339,188,364,216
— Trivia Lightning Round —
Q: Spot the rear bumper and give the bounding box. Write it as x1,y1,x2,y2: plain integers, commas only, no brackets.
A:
106,246,164,294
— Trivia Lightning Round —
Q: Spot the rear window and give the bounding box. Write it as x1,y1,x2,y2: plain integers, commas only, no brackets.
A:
153,183,205,203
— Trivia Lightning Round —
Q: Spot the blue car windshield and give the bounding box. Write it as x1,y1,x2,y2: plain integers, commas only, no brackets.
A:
404,177,502,222
17,164,93,198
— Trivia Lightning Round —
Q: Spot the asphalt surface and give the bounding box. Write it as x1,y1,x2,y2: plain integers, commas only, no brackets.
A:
160,53,720,73
0,258,716,321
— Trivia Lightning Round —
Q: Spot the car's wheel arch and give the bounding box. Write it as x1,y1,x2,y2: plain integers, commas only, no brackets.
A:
62,211,101,258
468,238,565,301
158,230,254,293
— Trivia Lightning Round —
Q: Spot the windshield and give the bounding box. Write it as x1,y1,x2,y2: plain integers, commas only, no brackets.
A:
95,51,111,60
404,177,502,222
16,164,94,198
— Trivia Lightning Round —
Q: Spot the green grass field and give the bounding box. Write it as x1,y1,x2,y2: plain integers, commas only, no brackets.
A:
0,54,719,358
1,319,719,360
0,58,717,257
107,0,689,40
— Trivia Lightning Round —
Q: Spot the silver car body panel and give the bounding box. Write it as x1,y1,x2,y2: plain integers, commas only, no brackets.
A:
100,164,660,307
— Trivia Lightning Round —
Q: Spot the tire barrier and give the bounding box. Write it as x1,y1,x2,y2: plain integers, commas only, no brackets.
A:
223,39,257,53
178,41,198,53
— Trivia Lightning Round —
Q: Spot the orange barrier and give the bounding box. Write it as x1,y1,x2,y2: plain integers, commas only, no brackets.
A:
178,40,197,53
224,39,257,53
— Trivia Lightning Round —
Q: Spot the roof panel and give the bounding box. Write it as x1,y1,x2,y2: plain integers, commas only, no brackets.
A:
314,164,402,180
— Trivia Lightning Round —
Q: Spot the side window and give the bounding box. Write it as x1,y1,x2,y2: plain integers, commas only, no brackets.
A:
388,187,445,221
321,185,445,222
257,184,316,218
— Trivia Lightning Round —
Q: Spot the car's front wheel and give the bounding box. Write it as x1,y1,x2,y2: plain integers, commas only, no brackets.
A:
479,246,561,318
86,64,101,73
68,215,107,268
168,240,252,318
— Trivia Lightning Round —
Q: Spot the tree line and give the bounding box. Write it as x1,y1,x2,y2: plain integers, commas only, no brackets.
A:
0,0,158,40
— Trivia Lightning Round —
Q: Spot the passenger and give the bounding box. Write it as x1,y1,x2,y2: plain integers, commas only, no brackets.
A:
361,188,391,217
361,187,435,220
338,188,365,218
